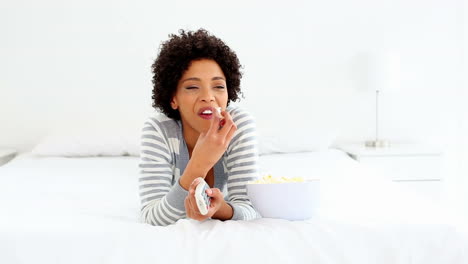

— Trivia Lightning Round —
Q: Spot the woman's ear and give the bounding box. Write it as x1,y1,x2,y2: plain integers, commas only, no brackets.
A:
170,97,178,110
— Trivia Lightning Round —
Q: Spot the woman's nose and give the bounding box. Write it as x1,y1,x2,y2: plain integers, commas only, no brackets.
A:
200,89,215,102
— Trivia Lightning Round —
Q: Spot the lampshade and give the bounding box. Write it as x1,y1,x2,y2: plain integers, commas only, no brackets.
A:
367,51,401,92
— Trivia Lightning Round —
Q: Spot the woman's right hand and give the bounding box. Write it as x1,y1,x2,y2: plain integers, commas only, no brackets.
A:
190,110,237,174
184,177,224,221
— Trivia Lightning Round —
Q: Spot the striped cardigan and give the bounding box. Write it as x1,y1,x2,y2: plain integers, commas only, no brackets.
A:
138,106,260,226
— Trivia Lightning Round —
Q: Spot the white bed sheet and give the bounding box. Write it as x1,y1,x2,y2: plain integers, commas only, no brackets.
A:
0,150,466,264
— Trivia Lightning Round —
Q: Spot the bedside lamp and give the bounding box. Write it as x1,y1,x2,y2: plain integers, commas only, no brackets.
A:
365,51,401,148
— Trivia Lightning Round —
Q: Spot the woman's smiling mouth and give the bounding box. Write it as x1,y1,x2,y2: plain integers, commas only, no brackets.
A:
198,107,222,120
198,107,215,120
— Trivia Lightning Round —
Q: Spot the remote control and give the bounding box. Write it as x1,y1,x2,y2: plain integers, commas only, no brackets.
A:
195,178,211,215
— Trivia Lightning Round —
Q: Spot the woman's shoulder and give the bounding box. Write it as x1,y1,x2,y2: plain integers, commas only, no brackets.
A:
225,106,258,155
227,106,255,124
143,110,180,134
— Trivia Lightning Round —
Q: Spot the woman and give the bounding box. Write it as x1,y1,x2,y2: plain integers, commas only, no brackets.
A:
138,29,260,226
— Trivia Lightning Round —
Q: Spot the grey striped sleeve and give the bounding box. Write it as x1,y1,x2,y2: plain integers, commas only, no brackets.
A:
225,109,261,221
138,118,188,226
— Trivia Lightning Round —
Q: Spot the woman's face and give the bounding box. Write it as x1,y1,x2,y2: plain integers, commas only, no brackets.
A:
171,59,228,134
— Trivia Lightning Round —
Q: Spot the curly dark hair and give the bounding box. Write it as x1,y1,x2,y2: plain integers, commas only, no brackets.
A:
151,28,243,120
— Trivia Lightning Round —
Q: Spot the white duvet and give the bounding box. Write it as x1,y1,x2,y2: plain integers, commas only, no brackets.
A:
0,150,466,264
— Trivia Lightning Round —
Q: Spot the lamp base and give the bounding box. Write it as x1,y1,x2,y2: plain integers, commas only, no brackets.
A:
365,140,390,148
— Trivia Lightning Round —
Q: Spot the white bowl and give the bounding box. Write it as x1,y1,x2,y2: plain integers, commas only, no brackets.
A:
246,180,320,221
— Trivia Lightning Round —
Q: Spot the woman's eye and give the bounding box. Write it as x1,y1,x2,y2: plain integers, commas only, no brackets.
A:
215,86,225,89
186,86,198,90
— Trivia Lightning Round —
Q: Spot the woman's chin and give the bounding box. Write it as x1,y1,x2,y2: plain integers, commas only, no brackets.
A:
200,126,211,133
200,122,214,133
189,123,209,134
182,118,210,134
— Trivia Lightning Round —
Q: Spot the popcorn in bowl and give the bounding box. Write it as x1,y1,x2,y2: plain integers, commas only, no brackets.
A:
249,175,305,184
247,174,320,221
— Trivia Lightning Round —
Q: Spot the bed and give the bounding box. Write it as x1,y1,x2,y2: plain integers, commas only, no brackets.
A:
0,149,467,264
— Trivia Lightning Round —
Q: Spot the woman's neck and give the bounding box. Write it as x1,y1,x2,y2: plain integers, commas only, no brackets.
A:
181,120,199,156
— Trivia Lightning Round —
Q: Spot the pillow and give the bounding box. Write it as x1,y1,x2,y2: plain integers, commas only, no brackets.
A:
257,129,337,155
253,114,338,155
31,125,335,157
237,99,341,156
29,110,151,157
31,124,141,157
30,104,337,157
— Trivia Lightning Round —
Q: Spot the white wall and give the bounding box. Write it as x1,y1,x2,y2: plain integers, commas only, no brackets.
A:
0,0,465,190
457,0,468,207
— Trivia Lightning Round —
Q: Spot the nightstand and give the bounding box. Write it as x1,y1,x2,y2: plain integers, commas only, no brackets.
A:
0,148,17,166
335,143,443,201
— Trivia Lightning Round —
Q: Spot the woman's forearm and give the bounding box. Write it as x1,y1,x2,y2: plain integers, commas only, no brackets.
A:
211,200,233,221
179,159,208,190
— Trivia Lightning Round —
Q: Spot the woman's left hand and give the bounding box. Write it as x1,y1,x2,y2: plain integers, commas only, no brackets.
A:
184,177,224,221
